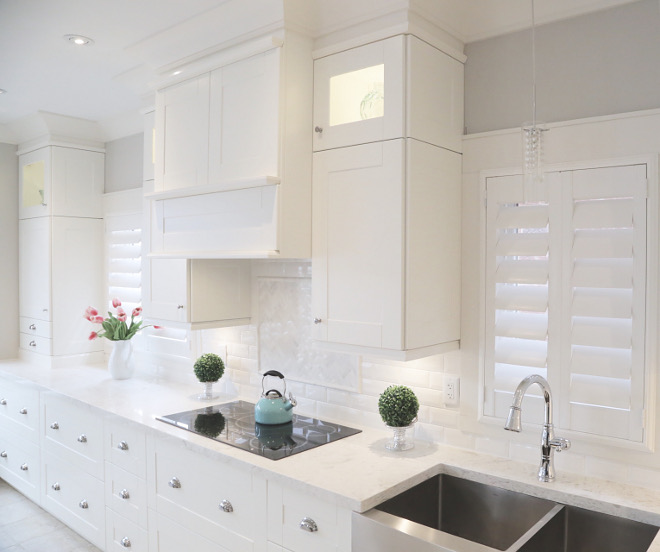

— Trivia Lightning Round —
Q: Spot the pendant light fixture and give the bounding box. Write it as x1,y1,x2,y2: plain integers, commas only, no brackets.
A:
522,0,546,202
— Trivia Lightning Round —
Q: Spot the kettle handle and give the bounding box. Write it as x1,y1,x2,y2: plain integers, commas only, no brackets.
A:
263,370,285,379
265,389,283,398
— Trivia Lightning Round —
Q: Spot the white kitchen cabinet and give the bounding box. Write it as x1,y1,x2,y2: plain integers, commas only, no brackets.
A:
41,394,106,548
313,34,463,154
18,216,104,360
268,481,351,552
312,138,461,359
19,145,104,219
143,258,251,329
149,510,231,552
149,31,312,259
148,436,268,552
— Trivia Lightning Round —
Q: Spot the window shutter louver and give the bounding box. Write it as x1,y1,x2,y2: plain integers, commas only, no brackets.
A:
484,163,649,444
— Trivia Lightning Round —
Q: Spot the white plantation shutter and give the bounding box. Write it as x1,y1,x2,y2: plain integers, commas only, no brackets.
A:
484,163,649,443
105,211,145,350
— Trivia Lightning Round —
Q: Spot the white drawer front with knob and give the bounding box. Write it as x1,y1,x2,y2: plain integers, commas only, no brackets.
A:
0,378,40,442
106,509,148,552
105,462,148,528
43,451,105,548
106,419,147,478
42,394,103,478
0,429,40,502
151,437,267,552
19,333,53,355
19,316,53,338
268,483,351,552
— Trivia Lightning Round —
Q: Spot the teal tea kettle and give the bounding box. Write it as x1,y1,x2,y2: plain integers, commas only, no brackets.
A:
254,370,297,425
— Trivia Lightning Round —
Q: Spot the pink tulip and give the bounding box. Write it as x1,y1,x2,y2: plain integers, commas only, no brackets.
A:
132,307,142,317
154,325,162,329
112,298,122,308
117,309,127,322
93,316,105,324
83,306,98,321
88,331,98,340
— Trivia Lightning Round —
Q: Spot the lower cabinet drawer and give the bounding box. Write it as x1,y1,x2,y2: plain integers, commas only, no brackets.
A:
0,432,40,503
43,452,105,549
20,332,52,355
105,462,148,528
107,509,149,552
268,483,351,552
149,510,231,552
152,438,267,551
19,316,53,338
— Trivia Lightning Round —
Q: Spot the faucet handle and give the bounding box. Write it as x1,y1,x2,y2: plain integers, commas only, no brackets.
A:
550,437,571,452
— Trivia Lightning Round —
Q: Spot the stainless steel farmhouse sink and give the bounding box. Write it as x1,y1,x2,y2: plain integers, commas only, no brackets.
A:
352,474,659,552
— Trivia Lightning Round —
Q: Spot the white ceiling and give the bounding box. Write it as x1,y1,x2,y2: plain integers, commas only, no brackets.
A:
0,0,641,139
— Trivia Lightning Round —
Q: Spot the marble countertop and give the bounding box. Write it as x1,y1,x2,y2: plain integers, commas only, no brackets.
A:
3,359,660,550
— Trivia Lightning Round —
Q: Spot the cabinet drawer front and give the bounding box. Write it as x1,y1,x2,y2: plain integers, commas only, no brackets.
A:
44,452,105,548
43,394,104,478
20,316,53,338
0,432,40,502
0,380,40,441
149,511,231,552
19,333,52,355
154,439,260,551
105,462,148,528
282,489,350,552
106,509,149,552
106,419,147,478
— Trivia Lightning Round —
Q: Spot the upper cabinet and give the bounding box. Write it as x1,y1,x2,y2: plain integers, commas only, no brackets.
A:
313,35,464,154
148,32,313,259
19,146,104,220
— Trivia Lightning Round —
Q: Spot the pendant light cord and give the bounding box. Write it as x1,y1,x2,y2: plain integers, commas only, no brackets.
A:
532,0,537,127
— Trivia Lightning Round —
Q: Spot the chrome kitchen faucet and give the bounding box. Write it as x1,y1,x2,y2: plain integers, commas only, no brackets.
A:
504,374,570,482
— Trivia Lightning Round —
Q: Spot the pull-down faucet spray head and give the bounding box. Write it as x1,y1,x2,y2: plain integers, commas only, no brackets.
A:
504,406,523,432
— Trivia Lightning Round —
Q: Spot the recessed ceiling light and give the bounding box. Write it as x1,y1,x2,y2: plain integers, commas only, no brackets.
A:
63,34,95,46
171,70,182,76
0,89,6,95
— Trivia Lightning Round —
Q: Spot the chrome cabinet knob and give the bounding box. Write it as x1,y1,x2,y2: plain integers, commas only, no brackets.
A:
299,517,318,532
28,324,36,330
20,463,28,471
313,318,322,325
0,399,5,405
119,489,130,500
79,500,89,509
176,304,184,309
28,340,36,347
168,477,181,489
77,434,87,443
120,537,131,548
0,451,7,458
117,441,129,451
50,422,59,430
314,126,323,134
219,499,233,513
19,408,27,415
51,482,60,491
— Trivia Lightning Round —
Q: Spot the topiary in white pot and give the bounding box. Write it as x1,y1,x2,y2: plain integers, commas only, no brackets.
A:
378,385,419,451
193,353,225,401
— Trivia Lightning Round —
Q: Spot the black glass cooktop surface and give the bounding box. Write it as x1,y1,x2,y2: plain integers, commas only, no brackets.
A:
157,400,362,461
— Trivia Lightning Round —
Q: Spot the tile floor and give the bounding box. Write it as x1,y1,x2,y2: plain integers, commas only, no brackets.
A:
0,479,101,552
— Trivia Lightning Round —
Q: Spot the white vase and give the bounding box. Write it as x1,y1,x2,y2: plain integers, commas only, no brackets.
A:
108,340,135,380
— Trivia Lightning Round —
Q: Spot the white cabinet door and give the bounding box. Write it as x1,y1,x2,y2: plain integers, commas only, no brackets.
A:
19,147,51,219
209,48,280,184
145,259,251,328
312,140,404,350
18,217,51,321
155,74,210,192
313,36,404,152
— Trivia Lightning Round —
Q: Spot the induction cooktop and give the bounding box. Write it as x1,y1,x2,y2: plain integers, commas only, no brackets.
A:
157,400,362,461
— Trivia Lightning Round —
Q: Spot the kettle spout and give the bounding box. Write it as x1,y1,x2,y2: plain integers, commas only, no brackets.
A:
286,393,297,410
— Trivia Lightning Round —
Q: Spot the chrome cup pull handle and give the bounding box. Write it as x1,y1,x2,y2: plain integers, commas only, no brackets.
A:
77,434,87,443
120,537,131,548
299,517,318,533
168,477,181,489
119,489,130,500
79,500,89,509
219,499,233,513
50,422,59,430
117,441,129,451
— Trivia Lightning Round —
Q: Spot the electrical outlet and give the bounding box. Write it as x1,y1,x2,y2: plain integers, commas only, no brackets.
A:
444,375,460,407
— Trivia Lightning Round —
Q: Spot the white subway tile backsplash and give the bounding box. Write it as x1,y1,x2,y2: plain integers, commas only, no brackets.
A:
190,260,660,488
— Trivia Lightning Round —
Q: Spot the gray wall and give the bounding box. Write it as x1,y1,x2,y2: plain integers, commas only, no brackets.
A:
105,133,144,193
464,0,660,134
0,143,18,359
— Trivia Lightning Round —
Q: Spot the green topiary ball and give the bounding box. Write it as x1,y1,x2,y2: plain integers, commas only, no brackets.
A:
193,353,225,383
378,385,419,427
